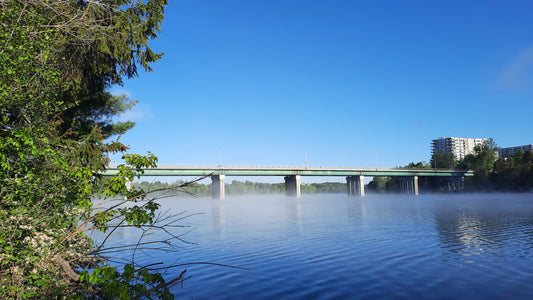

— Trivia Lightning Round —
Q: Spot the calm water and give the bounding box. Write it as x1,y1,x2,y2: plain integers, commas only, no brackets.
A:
99,193,533,299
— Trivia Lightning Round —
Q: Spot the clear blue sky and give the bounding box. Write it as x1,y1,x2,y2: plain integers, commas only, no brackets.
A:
111,0,533,170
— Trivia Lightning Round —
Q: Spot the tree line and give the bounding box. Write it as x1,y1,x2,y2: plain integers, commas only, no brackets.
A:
134,180,347,196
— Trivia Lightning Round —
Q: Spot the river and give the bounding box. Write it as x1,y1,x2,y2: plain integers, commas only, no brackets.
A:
96,193,533,299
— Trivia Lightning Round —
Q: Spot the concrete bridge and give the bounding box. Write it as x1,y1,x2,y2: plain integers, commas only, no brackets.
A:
104,166,472,199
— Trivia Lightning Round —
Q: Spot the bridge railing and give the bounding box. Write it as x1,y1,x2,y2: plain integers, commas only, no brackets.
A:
107,164,469,173
113,164,389,170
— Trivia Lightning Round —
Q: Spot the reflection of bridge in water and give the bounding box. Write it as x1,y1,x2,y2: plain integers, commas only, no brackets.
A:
104,166,473,199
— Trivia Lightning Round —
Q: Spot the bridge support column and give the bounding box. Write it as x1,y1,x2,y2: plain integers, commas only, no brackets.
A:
447,176,464,192
400,176,419,195
285,175,301,198
211,175,225,199
346,176,364,196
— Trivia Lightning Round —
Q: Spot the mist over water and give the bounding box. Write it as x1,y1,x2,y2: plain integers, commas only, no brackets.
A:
100,193,533,299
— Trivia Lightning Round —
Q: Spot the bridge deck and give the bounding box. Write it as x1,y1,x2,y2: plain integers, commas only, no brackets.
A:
103,166,472,177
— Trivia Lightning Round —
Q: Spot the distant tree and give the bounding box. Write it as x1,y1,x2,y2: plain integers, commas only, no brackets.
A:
404,161,431,169
301,184,317,193
311,182,346,193
385,177,400,192
134,180,212,197
134,180,354,195
271,183,286,193
458,138,499,189
431,151,457,169
491,150,533,191
366,176,390,193
368,161,450,193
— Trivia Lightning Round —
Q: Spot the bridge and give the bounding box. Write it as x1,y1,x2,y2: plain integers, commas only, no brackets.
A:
104,166,473,199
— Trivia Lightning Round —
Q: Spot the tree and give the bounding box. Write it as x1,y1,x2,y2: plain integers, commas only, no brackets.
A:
366,176,390,193
458,138,499,189
431,151,457,169
404,161,431,169
1,0,165,137
491,150,533,191
367,161,449,193
0,0,187,298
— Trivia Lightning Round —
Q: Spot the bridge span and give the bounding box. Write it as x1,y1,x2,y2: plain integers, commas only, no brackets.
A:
104,166,472,199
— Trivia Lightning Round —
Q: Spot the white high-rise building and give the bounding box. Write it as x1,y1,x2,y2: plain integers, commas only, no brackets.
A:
431,137,487,160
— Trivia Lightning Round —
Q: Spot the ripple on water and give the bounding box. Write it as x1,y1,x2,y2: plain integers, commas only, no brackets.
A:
96,193,533,299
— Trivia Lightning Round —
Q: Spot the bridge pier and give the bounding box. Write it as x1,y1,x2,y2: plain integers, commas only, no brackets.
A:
211,175,225,199
447,176,464,192
400,176,419,195
284,175,301,198
346,176,364,196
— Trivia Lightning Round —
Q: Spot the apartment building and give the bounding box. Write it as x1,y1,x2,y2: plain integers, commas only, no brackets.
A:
498,144,533,159
431,137,487,160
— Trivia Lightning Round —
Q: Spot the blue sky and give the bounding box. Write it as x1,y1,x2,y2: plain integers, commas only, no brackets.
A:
111,0,533,171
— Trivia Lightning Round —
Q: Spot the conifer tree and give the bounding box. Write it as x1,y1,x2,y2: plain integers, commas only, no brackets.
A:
0,1,192,298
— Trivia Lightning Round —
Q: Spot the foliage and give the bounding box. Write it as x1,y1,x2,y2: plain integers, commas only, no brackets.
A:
366,176,390,193
134,180,348,195
366,161,427,193
0,140,188,298
431,151,457,169
0,0,186,298
1,0,166,138
71,154,190,299
366,161,453,193
402,161,431,169
78,264,183,300
226,180,283,195
366,139,533,193
491,150,533,191
453,139,533,191
309,182,347,193
457,138,499,190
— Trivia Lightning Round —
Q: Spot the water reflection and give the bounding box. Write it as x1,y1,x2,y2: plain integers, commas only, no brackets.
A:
284,198,303,236
434,194,533,265
211,199,226,239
